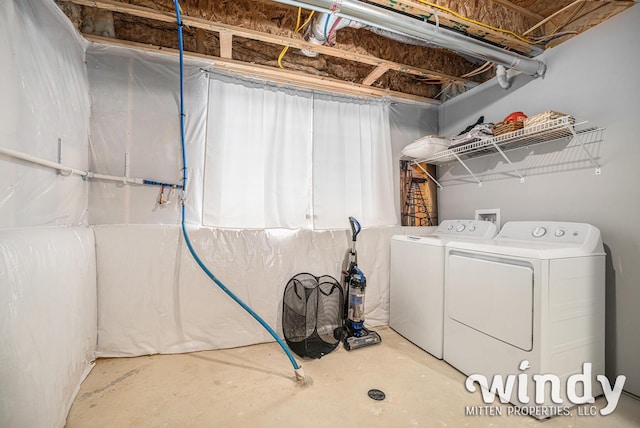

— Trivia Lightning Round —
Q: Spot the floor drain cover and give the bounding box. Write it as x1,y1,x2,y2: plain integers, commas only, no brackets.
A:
368,389,386,401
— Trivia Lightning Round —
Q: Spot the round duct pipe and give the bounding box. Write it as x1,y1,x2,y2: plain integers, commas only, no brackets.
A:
496,65,513,89
302,12,363,57
273,0,546,77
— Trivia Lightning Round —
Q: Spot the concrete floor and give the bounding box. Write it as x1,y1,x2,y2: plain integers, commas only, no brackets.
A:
67,327,640,427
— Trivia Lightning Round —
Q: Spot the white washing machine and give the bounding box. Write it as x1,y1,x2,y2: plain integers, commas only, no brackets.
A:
444,221,605,411
390,219,498,358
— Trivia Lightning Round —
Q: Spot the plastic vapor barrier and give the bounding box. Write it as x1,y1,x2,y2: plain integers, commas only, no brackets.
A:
0,0,90,228
94,224,416,356
1,1,97,427
86,45,209,225
0,0,442,425
0,227,97,428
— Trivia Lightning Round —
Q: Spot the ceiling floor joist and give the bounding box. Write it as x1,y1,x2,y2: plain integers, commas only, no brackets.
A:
84,34,440,104
66,0,467,84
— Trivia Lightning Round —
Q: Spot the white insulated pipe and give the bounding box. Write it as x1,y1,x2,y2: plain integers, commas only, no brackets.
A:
272,0,546,77
496,64,513,89
0,145,145,185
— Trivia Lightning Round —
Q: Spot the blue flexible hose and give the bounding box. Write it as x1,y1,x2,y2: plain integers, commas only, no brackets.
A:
172,0,300,372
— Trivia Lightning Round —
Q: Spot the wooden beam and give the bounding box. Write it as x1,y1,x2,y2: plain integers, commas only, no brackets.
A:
547,1,632,38
523,0,584,36
83,35,440,105
362,64,390,86
548,1,589,34
65,0,466,83
219,32,232,59
195,0,207,53
365,0,539,55
544,2,633,48
489,0,544,21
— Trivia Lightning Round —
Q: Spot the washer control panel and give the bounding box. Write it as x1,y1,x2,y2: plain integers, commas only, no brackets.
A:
435,219,497,239
499,221,596,245
532,226,547,238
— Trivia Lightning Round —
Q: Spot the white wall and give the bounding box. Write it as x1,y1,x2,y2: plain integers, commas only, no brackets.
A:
438,6,640,395
0,227,97,428
85,45,424,357
0,2,97,427
0,0,90,228
87,45,209,225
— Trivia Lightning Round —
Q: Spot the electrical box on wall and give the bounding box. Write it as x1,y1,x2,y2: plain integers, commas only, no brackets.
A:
475,208,501,231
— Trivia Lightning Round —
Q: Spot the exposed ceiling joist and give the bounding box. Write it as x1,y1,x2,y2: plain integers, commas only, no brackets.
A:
524,0,584,36
84,34,440,104
488,0,545,21
55,0,636,103
65,0,467,84
364,0,540,56
362,64,392,86
218,32,233,59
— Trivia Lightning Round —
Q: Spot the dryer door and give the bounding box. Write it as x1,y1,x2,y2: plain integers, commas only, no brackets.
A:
447,252,534,351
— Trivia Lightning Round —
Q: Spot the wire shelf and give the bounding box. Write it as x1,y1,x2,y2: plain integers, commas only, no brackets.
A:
410,116,604,188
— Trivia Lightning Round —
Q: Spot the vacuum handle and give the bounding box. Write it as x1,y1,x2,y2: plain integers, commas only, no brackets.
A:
349,216,361,241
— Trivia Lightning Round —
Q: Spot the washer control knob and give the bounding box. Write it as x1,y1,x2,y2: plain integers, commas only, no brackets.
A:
554,228,565,237
447,224,454,230
532,226,547,238
469,225,476,232
456,224,466,232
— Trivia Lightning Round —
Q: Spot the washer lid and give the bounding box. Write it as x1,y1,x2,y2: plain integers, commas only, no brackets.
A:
446,236,605,259
391,234,448,246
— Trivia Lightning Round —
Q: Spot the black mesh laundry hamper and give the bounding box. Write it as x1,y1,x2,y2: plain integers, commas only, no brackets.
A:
282,273,344,359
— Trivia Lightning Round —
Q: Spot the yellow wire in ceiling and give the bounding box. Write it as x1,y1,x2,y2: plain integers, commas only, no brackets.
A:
278,9,316,69
415,0,536,45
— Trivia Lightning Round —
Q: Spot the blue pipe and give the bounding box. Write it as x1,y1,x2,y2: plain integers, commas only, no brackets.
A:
323,13,330,42
143,179,183,189
171,0,300,372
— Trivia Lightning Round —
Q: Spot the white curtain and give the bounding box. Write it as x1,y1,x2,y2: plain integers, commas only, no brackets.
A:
203,78,313,228
312,95,396,229
203,75,396,230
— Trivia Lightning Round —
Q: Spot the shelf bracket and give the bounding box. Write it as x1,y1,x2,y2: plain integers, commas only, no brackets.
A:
569,126,601,174
57,138,72,177
487,139,525,182
451,152,482,187
413,162,443,189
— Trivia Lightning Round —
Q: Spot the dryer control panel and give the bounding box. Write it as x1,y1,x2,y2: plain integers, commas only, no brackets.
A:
498,221,601,247
434,219,497,239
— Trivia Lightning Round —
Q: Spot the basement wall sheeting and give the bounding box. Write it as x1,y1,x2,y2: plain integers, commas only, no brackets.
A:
94,225,409,356
0,2,95,427
0,0,89,228
0,228,97,428
1,2,432,425
85,45,424,355
86,45,209,226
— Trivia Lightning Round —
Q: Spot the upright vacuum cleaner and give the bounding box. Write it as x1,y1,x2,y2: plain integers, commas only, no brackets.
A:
341,217,382,351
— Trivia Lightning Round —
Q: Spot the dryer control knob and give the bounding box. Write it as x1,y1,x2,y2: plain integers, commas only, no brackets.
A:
447,224,454,230
554,229,565,237
469,225,476,232
456,224,466,232
532,226,547,238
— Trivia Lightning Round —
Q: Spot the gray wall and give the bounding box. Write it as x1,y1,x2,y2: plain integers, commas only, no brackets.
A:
438,6,640,395
389,102,439,219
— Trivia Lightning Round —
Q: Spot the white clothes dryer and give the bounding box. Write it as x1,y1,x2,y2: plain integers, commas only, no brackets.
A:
444,221,605,412
390,219,498,358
